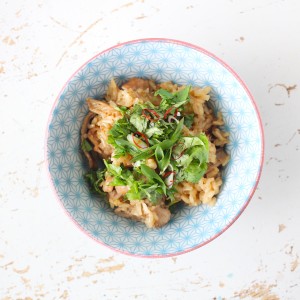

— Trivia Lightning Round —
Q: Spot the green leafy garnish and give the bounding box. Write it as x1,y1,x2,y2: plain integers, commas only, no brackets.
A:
155,85,191,109
81,139,93,152
87,85,210,204
85,169,105,194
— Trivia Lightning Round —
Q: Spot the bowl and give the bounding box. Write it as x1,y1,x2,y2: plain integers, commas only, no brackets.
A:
46,38,264,257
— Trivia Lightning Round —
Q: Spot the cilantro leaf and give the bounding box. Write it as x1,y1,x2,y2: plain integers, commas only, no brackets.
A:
156,86,191,110
145,126,164,138
130,112,148,132
103,160,122,177
184,161,207,183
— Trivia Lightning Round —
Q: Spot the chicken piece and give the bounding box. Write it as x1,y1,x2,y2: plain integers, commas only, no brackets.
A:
145,158,157,169
106,79,120,102
115,185,129,196
122,77,151,90
152,206,171,228
111,152,133,167
86,98,122,158
100,175,114,193
208,141,216,164
215,148,230,167
116,89,138,107
114,201,171,228
106,78,156,107
87,98,121,117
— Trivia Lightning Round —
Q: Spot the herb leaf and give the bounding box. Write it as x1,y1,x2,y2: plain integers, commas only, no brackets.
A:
140,164,166,195
85,169,105,194
81,139,93,152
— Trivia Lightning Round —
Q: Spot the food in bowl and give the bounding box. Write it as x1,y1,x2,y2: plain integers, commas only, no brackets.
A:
81,77,230,228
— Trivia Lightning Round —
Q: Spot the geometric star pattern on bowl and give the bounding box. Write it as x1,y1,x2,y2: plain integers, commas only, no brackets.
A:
46,39,264,257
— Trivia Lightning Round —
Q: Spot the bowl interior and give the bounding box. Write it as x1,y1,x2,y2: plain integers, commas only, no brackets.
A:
47,40,263,257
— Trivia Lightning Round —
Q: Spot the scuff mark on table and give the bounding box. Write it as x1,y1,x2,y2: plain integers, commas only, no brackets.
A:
13,265,30,274
278,224,286,233
56,18,103,66
2,36,16,45
290,255,299,272
111,2,134,12
268,83,297,97
234,281,279,299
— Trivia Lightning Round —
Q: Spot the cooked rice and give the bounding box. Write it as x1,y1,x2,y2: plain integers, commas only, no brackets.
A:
82,78,230,228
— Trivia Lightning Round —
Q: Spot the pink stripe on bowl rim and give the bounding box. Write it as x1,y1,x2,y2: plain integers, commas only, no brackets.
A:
45,38,264,258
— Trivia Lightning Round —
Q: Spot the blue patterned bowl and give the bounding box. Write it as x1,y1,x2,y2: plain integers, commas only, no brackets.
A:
46,39,264,257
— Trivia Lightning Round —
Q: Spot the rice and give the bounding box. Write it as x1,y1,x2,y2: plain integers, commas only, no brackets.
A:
82,78,230,228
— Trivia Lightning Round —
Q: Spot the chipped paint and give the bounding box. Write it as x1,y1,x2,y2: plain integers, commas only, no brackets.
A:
97,263,125,273
98,256,114,263
235,36,245,42
2,36,16,45
59,290,69,299
234,282,279,299
278,224,286,233
111,2,134,12
13,265,30,274
290,255,299,272
268,83,297,97
56,18,103,66
0,64,5,74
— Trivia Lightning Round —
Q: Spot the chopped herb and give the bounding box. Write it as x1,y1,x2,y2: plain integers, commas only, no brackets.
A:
81,139,93,152
87,85,210,204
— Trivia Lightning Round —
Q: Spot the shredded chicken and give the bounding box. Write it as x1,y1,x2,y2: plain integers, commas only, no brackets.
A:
114,201,171,228
85,98,122,158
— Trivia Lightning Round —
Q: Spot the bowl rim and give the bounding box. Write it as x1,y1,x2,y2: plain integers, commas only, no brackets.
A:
45,38,265,258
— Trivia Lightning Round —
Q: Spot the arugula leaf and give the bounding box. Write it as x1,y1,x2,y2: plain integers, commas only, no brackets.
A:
81,139,93,152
